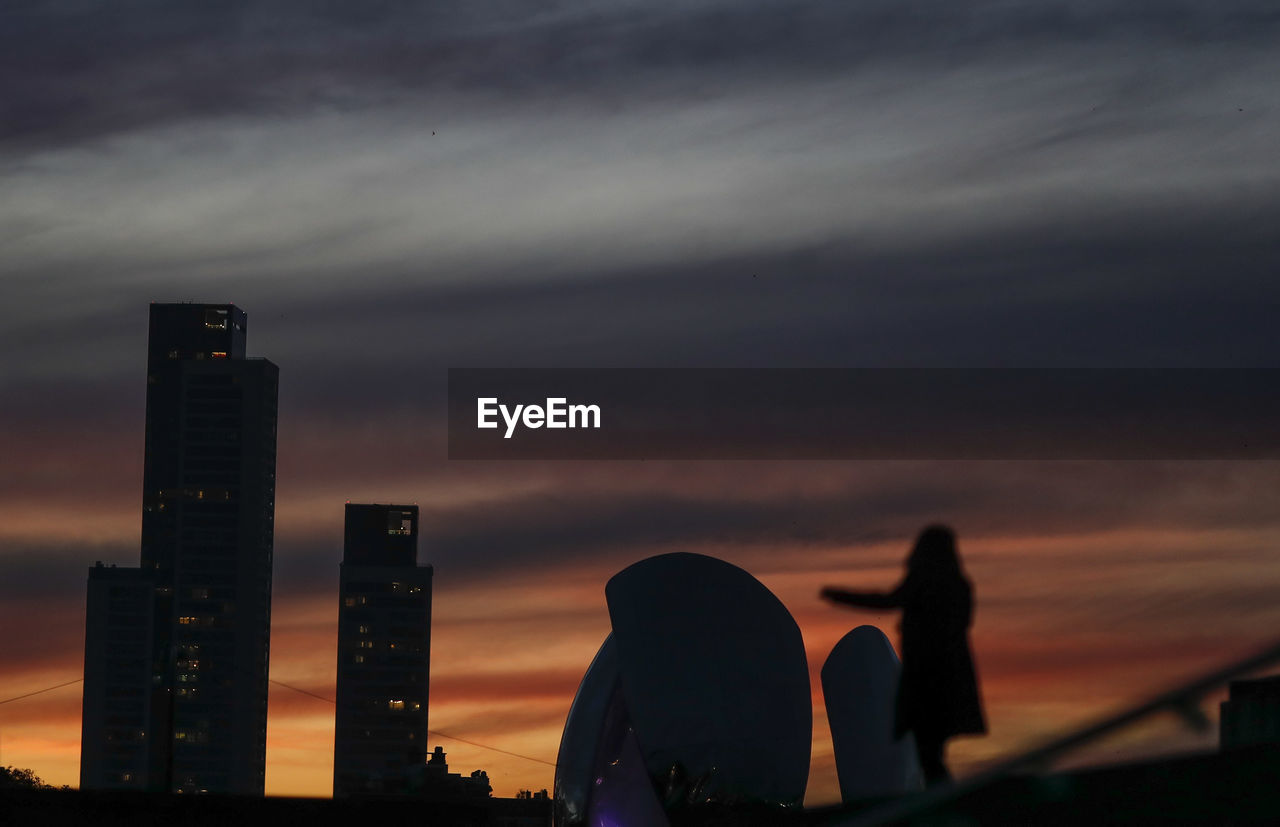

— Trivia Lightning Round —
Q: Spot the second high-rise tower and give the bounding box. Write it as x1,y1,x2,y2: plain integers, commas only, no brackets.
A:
333,503,433,796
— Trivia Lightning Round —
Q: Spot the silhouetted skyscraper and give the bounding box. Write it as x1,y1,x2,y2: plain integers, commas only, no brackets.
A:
333,504,433,797
81,303,278,794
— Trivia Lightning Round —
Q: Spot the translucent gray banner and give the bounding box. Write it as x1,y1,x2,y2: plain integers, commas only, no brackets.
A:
447,369,1280,460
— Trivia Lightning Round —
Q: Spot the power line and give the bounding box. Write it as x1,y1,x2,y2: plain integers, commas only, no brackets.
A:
1,675,559,770
268,677,557,768
268,677,334,705
427,730,557,769
0,677,83,707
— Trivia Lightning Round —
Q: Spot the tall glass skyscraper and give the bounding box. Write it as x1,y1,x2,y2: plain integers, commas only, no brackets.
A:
333,503,433,796
81,303,278,794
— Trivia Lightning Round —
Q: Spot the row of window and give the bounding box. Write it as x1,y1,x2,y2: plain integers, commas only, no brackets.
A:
345,581,427,594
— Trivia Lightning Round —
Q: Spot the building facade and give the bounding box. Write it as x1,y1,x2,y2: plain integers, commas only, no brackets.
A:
79,564,160,789
81,303,278,794
1221,675,1280,750
333,504,433,796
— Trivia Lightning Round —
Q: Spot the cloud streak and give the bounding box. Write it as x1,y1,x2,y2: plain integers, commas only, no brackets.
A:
6,1,1279,148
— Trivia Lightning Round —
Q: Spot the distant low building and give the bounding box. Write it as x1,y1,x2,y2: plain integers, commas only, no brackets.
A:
491,789,552,827
1221,675,1280,749
412,746,492,801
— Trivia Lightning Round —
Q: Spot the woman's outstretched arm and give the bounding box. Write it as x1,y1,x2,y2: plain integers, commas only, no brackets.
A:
820,585,904,610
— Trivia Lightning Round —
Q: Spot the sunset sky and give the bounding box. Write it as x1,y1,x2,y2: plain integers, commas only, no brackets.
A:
4,0,1280,805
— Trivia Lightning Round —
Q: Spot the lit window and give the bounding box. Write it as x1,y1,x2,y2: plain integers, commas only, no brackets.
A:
358,625,371,634
211,351,227,359
388,700,405,711
359,640,373,649
178,616,196,625
354,655,365,664
387,512,413,536
343,597,356,608
204,310,228,330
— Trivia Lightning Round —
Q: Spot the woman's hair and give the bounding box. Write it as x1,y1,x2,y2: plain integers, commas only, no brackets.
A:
906,524,964,580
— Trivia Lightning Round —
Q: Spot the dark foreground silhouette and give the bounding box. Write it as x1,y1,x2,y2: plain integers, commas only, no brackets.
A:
822,524,986,785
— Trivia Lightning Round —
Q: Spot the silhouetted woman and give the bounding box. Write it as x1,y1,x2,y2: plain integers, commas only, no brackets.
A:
821,524,985,785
